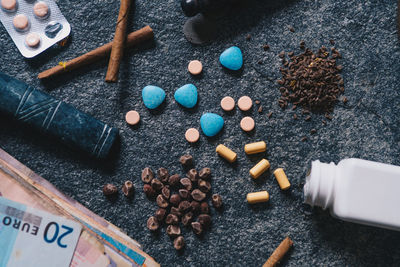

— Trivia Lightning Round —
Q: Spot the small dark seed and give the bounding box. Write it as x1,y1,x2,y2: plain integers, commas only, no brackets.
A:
103,184,117,196
198,180,211,193
156,194,169,208
181,212,194,226
212,194,223,209
199,167,211,180
179,189,191,199
143,184,156,198
289,26,295,32
157,167,169,183
263,44,270,51
190,201,200,213
257,60,263,65
165,214,179,225
122,180,134,197
166,225,181,238
161,186,170,200
187,169,198,182
141,167,154,183
147,216,159,231
179,200,191,212
170,194,181,206
180,178,192,191
151,179,163,192
173,236,185,250
200,202,209,214
198,214,211,228
191,189,206,202
155,208,166,222
168,174,180,187
170,207,182,218
179,155,193,167
191,222,203,235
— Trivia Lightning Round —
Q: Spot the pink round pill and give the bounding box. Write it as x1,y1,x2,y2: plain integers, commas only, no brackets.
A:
25,32,40,47
125,110,140,125
1,0,16,11
220,96,235,111
188,60,203,75
33,1,49,18
185,128,200,143
240,116,255,132
238,96,253,111
13,14,29,30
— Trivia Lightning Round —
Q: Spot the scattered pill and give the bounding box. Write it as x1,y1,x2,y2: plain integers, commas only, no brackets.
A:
188,60,203,75
273,168,291,190
1,0,16,11
142,85,166,109
238,96,252,111
33,1,49,18
249,159,270,179
220,96,235,111
219,46,243,70
13,14,29,31
174,84,198,108
244,141,266,155
216,144,237,163
247,191,269,204
240,116,255,132
200,113,224,137
25,32,40,47
185,128,200,143
125,110,140,125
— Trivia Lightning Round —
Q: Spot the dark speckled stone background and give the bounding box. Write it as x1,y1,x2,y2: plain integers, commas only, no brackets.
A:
1,0,400,266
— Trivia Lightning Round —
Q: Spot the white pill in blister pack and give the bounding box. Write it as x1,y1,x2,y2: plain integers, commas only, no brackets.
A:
0,0,70,58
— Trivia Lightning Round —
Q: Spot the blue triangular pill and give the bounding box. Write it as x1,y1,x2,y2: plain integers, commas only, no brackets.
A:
219,46,243,71
200,113,224,137
174,84,198,108
142,85,166,109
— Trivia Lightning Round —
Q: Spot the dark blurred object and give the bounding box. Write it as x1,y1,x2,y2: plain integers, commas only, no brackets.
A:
181,0,229,17
183,14,217,45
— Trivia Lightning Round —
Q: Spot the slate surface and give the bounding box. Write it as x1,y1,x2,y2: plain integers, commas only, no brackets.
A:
0,0,400,266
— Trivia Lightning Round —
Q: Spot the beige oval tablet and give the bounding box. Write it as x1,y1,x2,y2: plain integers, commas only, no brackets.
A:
125,110,140,125
188,60,202,75
13,14,29,30
220,96,235,111
240,116,255,132
25,32,40,47
1,0,16,10
185,128,200,143
238,96,253,111
33,1,49,18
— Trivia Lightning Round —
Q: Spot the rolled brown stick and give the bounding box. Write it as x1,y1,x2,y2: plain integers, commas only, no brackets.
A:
38,26,153,80
263,236,293,267
105,0,132,83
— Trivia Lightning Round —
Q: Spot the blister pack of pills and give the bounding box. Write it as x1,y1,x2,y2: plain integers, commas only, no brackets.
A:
0,0,70,58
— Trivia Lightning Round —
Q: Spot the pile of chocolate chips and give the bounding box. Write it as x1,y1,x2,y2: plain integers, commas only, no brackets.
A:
142,155,223,251
277,41,344,115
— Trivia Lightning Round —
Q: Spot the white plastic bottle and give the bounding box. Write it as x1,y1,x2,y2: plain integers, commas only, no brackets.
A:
304,158,400,231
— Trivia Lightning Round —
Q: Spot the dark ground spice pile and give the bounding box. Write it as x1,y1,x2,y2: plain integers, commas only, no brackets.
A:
277,41,344,115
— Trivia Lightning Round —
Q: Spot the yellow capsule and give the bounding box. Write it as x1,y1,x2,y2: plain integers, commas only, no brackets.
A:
216,144,237,163
273,168,291,190
247,191,270,204
249,159,270,179
244,141,267,155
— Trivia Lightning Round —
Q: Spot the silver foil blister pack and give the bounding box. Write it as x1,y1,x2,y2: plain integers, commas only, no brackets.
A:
0,0,70,58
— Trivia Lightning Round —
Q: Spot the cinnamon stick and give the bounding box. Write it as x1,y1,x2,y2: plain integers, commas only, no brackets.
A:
263,237,293,267
38,26,153,80
105,0,132,82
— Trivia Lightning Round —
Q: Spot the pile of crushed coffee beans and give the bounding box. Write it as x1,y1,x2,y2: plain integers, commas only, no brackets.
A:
277,41,345,116
141,154,223,251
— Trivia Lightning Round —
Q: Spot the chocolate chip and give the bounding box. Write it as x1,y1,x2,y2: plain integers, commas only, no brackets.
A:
103,184,117,196
200,202,209,214
179,155,193,167
179,189,190,199
173,236,185,250
170,194,181,206
157,167,169,183
155,208,166,222
141,167,154,183
182,212,194,226
212,194,223,209
165,214,179,225
151,179,163,192
168,174,180,187
143,184,156,198
191,222,203,235
122,180,134,197
180,178,192,191
178,200,191,212
191,189,206,201
161,186,170,200
198,168,211,180
198,180,211,193
198,214,211,228
156,194,169,208
187,169,198,182
170,207,182,218
166,225,181,238
190,201,200,213
147,216,159,231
